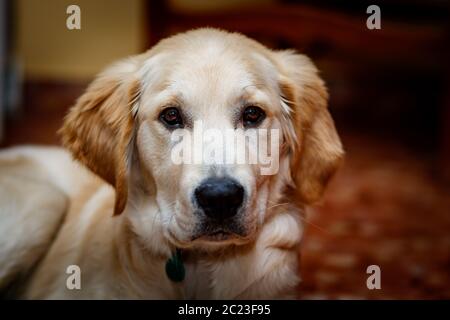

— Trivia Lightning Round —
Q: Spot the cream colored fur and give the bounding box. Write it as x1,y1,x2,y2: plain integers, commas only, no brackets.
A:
0,29,343,299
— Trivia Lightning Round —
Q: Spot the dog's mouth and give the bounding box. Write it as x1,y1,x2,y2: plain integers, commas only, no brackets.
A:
195,230,234,242
191,222,251,244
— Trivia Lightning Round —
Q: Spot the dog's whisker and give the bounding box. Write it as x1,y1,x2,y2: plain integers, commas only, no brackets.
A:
298,215,330,235
267,202,290,210
167,202,178,226
266,201,330,234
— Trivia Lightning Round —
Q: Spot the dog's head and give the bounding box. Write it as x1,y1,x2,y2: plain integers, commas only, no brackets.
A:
60,29,343,250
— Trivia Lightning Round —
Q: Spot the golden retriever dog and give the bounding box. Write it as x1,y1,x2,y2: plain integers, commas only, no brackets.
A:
0,28,343,299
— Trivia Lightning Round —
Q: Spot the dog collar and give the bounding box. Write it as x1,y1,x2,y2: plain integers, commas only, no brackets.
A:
165,248,185,282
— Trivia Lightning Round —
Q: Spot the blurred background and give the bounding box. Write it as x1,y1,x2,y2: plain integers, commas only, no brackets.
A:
0,0,449,299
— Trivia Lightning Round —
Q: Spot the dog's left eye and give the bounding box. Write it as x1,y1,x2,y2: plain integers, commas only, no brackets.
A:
242,106,266,127
159,107,184,129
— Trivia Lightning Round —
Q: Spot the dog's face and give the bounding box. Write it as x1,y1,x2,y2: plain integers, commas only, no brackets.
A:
135,38,287,247
61,29,343,250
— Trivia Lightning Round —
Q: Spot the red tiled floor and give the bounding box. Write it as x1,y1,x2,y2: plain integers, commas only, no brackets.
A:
299,133,450,299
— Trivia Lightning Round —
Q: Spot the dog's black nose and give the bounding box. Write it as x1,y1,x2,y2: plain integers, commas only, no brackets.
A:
195,177,244,220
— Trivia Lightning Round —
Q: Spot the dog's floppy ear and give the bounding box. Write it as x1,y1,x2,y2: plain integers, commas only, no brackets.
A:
275,50,344,204
59,59,141,215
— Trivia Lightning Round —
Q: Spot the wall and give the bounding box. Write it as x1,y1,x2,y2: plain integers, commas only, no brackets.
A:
15,0,273,82
16,0,146,81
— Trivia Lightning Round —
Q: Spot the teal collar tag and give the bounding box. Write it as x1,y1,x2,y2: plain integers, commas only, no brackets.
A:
165,249,185,282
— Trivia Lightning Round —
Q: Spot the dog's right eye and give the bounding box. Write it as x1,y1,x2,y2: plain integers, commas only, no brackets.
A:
159,107,184,129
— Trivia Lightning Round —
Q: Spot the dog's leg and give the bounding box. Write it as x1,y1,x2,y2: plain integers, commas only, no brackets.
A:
0,149,68,297
234,248,300,299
